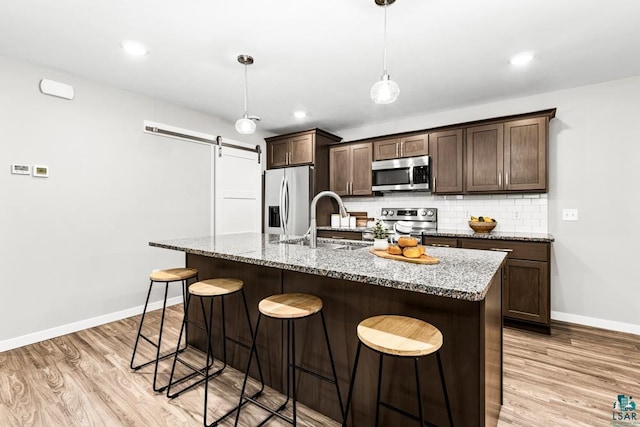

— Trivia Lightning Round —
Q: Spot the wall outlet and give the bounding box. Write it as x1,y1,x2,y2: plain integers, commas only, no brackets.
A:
562,209,578,221
513,211,521,219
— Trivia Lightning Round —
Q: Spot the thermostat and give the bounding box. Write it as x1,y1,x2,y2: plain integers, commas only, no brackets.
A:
11,164,31,175
32,165,49,178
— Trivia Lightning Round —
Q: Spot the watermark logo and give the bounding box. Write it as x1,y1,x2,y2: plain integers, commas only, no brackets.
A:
612,394,638,425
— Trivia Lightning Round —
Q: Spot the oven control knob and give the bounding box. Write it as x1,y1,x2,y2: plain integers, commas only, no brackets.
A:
421,209,427,216
426,210,434,216
388,210,394,216
382,210,388,216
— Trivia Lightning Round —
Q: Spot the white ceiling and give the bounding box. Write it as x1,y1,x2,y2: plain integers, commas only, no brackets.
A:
1,0,639,135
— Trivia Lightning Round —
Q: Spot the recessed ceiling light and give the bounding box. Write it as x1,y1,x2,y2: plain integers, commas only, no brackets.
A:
120,40,149,56
293,111,307,119
509,51,535,66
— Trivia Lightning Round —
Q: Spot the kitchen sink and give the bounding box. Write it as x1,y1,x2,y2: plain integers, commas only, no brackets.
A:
280,238,370,251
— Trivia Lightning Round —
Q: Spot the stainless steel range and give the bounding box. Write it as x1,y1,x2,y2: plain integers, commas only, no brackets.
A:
363,207,438,240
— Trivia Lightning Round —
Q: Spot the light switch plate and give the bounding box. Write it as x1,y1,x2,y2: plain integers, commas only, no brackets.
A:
32,165,49,178
11,164,31,175
562,209,578,221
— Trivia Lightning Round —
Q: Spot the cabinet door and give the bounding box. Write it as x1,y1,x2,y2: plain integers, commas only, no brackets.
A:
429,129,463,194
350,143,373,196
289,134,314,165
422,236,459,248
504,259,549,324
465,123,504,192
466,123,504,192
268,139,290,168
373,138,401,161
329,145,351,196
504,117,547,192
400,134,428,158
317,230,363,240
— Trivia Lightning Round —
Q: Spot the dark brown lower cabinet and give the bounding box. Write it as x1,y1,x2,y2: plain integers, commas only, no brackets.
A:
424,235,551,334
316,229,363,240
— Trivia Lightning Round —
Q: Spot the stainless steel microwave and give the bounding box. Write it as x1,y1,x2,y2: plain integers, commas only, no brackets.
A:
371,155,430,192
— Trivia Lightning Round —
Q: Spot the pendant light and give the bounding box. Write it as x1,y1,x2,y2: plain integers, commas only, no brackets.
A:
235,54,260,134
370,0,400,104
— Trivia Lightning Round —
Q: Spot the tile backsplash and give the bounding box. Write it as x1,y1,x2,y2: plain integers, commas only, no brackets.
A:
342,193,548,234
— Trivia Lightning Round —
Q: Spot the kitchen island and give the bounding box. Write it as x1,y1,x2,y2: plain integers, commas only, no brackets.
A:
150,233,506,427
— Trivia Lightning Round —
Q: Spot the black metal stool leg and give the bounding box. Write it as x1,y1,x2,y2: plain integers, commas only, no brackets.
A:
414,358,424,427
152,282,171,392
166,290,191,398
241,289,264,390
130,279,154,370
375,353,384,427
203,295,217,427
234,313,262,427
291,320,297,426
437,352,454,427
342,341,362,427
320,311,345,421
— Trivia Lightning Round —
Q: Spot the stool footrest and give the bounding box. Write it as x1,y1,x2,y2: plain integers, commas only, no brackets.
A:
379,401,438,427
206,389,262,427
240,394,292,426
292,364,337,385
131,347,185,370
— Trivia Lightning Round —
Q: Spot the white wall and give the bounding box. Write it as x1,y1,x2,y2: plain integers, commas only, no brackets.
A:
0,56,268,348
338,76,640,333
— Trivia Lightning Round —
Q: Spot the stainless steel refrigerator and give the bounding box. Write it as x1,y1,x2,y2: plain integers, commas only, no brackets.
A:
264,166,313,236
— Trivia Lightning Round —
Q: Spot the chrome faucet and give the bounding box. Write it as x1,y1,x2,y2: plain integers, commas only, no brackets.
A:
309,191,348,248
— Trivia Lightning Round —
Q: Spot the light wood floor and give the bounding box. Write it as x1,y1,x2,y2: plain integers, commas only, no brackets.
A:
0,306,638,426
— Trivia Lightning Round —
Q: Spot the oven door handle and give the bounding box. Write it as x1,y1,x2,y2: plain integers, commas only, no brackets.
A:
408,165,414,187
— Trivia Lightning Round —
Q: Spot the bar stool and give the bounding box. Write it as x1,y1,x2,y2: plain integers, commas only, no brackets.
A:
235,293,344,426
166,278,264,427
343,315,453,427
130,267,199,392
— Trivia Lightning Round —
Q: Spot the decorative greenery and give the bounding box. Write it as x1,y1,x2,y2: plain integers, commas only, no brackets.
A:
372,219,387,240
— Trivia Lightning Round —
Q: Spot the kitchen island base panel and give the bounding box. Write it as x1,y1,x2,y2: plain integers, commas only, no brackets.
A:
186,253,502,427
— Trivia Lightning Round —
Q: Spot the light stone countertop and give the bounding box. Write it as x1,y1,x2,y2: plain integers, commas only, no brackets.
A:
317,226,554,242
149,233,507,302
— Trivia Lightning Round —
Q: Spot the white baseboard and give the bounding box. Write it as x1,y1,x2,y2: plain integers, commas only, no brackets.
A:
551,311,640,335
0,296,184,353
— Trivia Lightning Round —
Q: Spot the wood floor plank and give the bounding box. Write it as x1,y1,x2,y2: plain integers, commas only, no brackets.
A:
1,307,638,426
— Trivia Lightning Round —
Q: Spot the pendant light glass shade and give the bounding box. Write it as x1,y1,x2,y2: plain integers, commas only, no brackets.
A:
235,54,258,135
371,0,399,104
235,114,256,134
371,73,400,104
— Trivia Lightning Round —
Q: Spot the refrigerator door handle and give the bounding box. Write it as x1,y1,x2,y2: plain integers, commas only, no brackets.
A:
279,176,286,234
284,176,290,232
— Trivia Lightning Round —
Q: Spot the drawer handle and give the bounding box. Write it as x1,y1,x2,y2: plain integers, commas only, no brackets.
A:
490,248,513,253
429,243,451,247
331,236,345,239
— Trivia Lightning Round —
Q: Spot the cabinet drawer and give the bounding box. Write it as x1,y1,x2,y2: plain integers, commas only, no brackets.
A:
317,230,363,241
422,236,459,248
460,239,549,261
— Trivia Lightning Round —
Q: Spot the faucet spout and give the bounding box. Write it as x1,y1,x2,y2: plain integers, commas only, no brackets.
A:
309,191,348,249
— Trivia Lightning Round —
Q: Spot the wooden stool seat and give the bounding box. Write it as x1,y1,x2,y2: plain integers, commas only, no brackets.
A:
149,267,198,282
188,278,243,297
357,315,443,357
258,293,323,319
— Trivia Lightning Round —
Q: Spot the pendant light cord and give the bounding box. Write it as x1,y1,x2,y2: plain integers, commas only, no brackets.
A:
243,63,249,116
382,0,388,75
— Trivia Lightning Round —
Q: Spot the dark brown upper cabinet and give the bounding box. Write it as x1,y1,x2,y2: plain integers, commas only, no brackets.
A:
265,129,341,170
372,134,428,161
267,133,313,168
465,116,548,193
429,129,463,194
330,142,373,196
